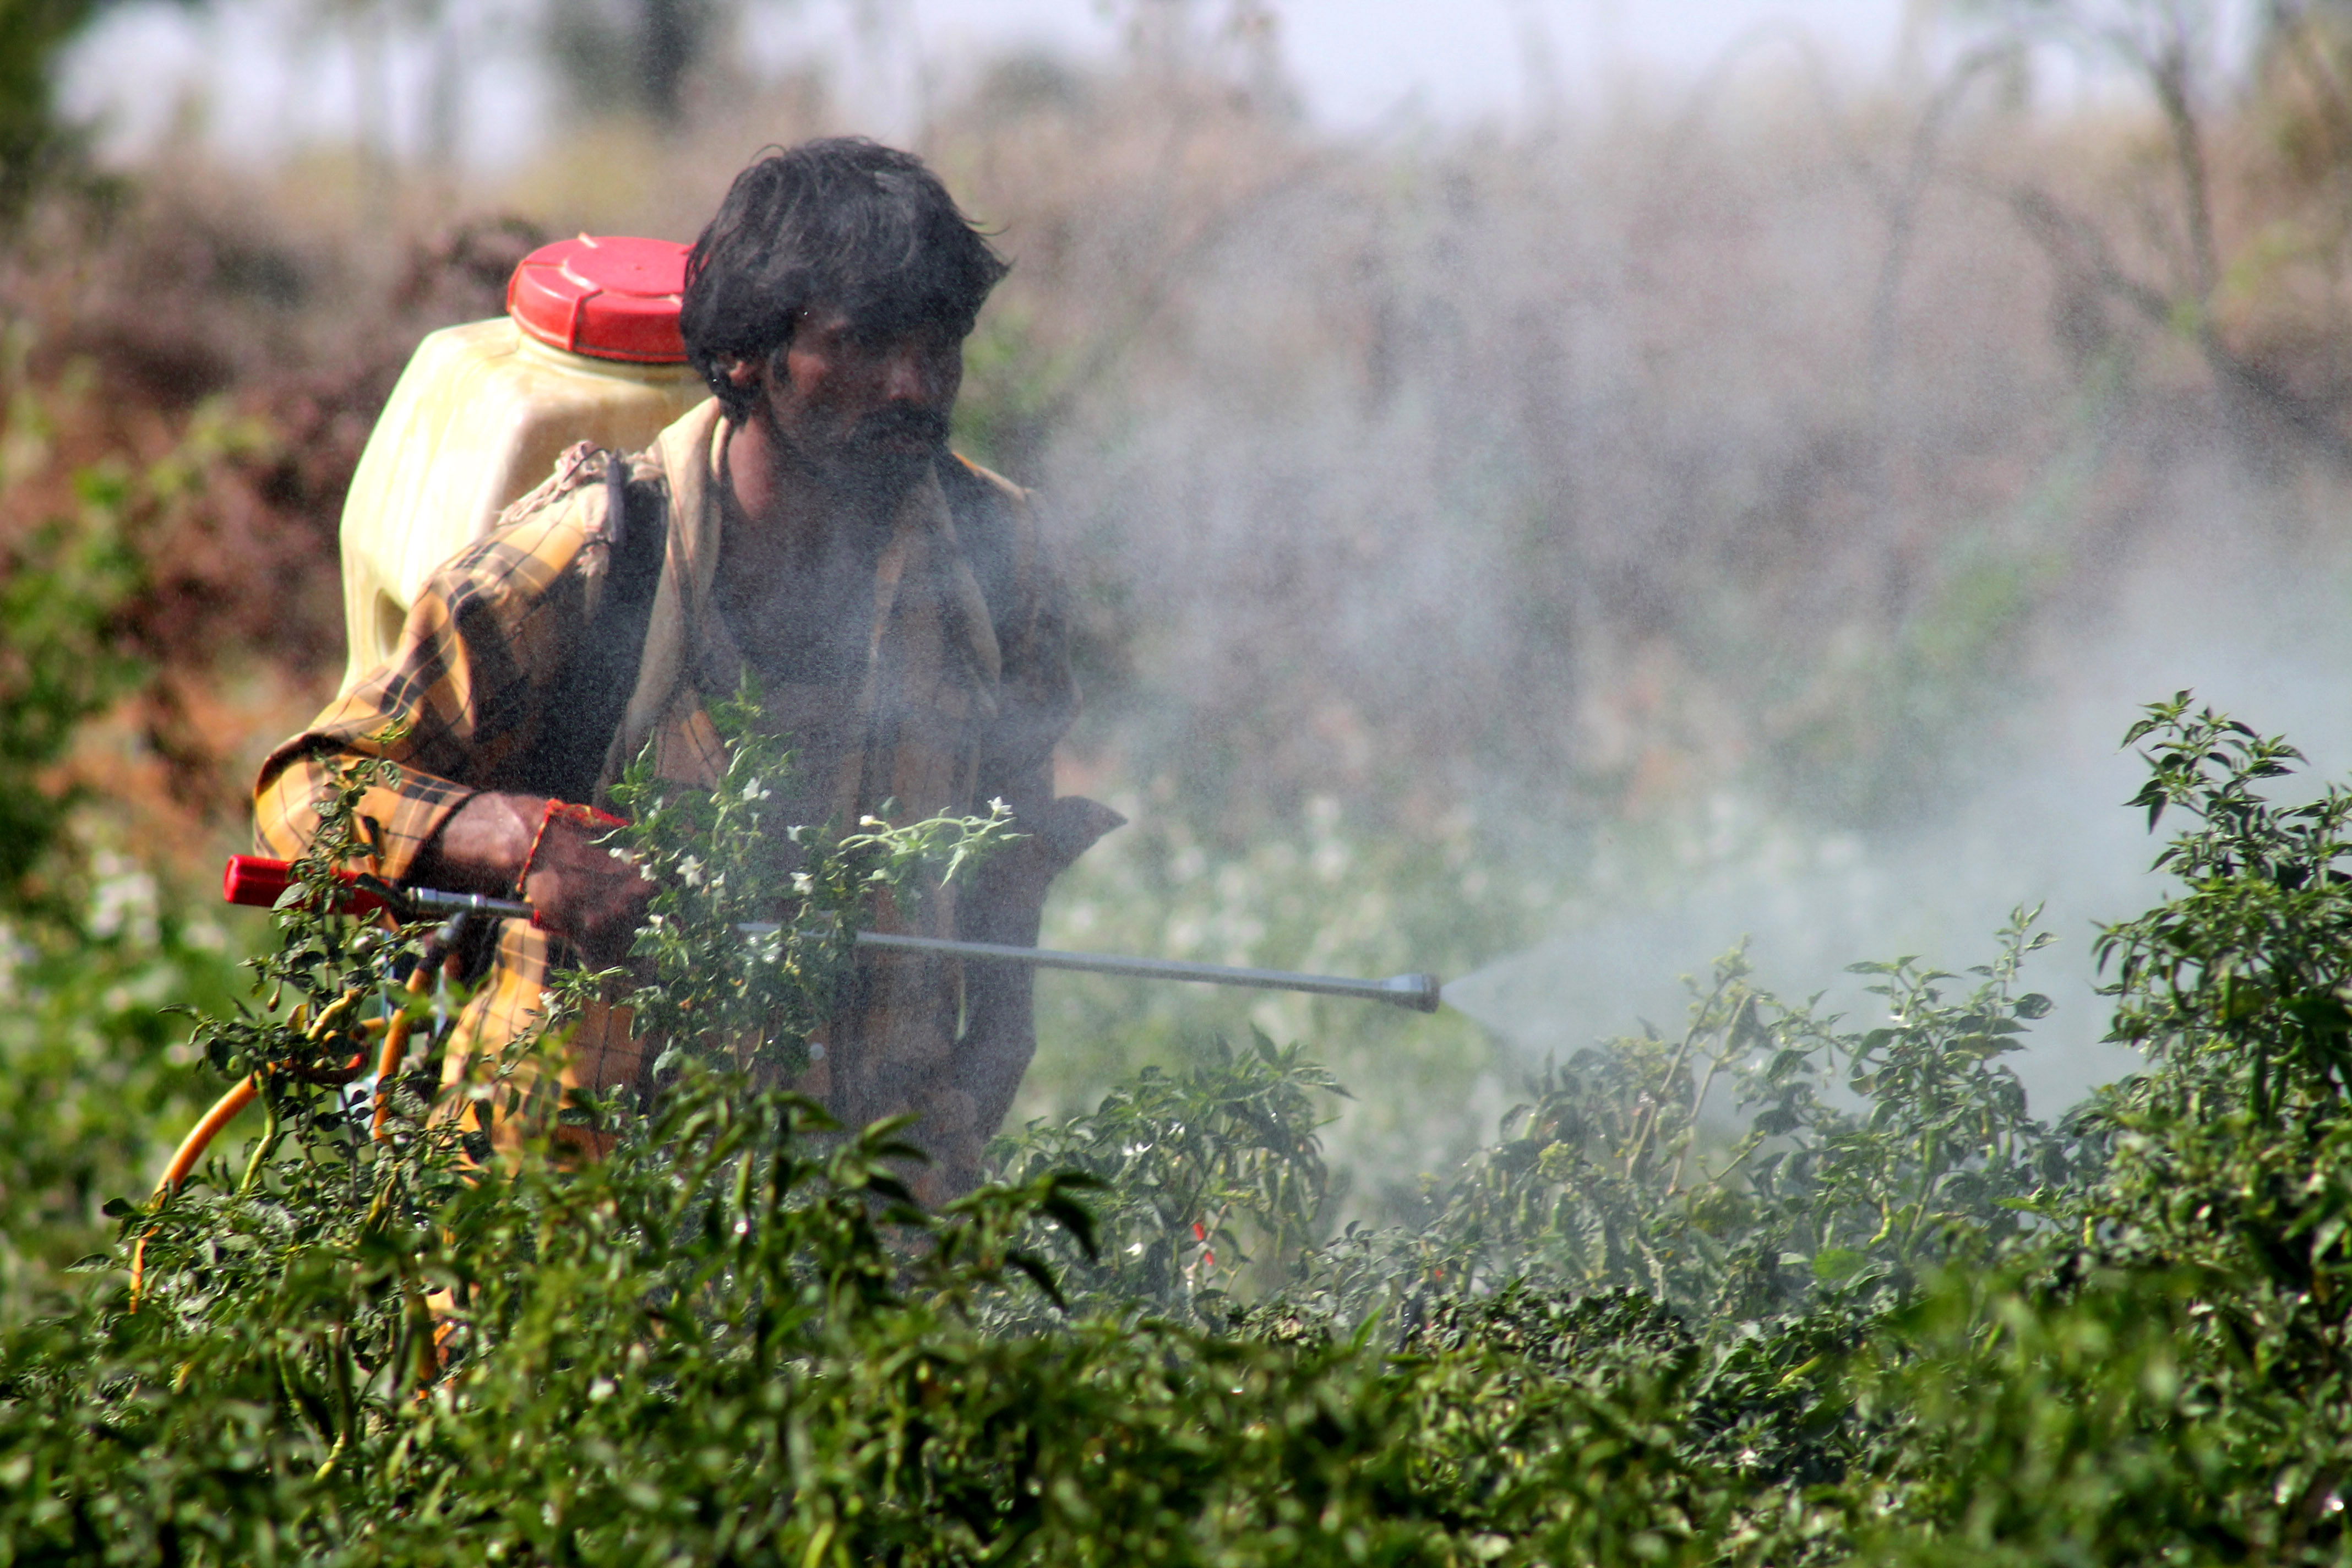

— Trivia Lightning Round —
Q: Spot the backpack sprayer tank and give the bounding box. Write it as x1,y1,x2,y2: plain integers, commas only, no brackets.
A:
335,234,709,694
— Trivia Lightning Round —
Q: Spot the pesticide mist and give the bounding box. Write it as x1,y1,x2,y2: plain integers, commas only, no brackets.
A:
928,24,2352,1195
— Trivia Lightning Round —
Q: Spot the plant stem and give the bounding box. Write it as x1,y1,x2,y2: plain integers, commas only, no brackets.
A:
238,1076,282,1196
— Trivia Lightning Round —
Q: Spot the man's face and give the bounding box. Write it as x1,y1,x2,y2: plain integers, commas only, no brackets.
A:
750,306,963,499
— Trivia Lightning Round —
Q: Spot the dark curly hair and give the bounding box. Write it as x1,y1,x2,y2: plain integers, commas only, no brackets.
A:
680,138,1009,422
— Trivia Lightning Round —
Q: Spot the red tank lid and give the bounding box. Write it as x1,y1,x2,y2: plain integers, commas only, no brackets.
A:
506,234,691,364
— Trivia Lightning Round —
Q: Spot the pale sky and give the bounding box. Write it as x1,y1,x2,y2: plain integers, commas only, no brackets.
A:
59,0,2254,174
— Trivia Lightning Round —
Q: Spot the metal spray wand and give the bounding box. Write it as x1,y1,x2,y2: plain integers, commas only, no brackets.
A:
221,857,1444,1013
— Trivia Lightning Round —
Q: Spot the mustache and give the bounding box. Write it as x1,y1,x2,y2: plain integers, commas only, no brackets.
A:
847,406,951,449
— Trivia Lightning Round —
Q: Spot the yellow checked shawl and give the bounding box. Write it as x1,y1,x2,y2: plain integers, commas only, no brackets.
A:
254,400,1077,1186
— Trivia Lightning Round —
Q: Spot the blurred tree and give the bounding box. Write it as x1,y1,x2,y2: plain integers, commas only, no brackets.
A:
1967,0,2352,468
545,0,735,128
0,0,136,221
2254,2,2352,193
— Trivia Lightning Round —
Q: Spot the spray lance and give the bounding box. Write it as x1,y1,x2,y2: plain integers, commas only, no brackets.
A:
217,856,1445,1011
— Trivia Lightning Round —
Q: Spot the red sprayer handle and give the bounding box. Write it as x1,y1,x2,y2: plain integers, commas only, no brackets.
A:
223,854,384,915
222,856,533,922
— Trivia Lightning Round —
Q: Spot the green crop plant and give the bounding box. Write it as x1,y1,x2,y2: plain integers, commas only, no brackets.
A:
16,693,2352,1562
0,365,263,1317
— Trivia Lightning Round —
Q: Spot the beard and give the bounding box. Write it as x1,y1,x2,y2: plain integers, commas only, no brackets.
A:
774,404,951,514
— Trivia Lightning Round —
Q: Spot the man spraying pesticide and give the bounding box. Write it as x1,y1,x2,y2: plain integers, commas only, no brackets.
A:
239,139,1440,1206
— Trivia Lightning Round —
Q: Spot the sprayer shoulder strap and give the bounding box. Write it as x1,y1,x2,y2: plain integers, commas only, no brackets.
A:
518,450,668,806
937,452,1030,636
494,439,606,535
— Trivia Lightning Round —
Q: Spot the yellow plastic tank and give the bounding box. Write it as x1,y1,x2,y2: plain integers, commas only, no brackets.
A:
337,236,709,692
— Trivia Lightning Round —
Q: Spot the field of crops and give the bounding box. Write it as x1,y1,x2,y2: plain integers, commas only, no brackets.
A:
14,3,2352,1560
6,694,2352,1562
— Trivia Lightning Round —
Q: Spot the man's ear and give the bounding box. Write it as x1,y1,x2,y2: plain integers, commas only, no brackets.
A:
719,354,773,428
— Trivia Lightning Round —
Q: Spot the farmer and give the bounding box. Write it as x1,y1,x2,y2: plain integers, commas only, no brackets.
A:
253,139,1121,1199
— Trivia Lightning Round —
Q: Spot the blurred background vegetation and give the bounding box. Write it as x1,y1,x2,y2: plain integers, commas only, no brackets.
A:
9,0,2352,1300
